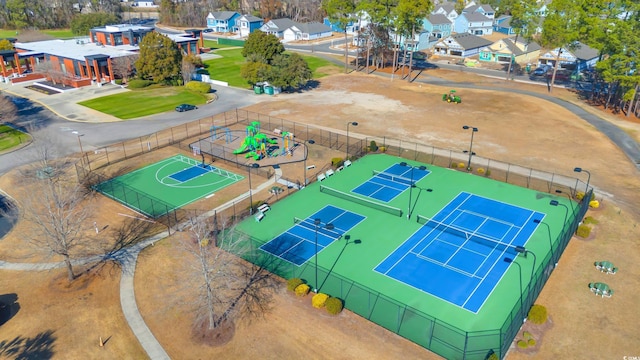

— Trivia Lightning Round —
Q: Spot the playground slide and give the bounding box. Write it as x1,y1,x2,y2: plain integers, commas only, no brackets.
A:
245,151,261,160
233,143,249,155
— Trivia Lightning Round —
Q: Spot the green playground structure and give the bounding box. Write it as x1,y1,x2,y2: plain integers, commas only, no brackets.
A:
233,121,279,160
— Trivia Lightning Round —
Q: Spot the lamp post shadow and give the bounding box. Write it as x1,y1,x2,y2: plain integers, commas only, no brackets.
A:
318,235,361,293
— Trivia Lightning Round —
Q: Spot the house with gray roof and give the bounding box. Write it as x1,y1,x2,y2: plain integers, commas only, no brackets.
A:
463,4,495,20
260,18,297,38
433,33,493,57
283,22,332,42
538,42,599,71
432,3,458,24
454,12,493,35
479,36,541,64
206,11,240,33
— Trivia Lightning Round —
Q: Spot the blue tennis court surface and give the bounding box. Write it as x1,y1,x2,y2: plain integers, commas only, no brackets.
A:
169,163,215,182
352,163,430,202
260,205,365,266
375,192,544,313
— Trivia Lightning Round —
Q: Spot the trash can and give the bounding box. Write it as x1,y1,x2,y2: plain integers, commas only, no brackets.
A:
254,85,263,94
264,86,274,95
525,64,531,73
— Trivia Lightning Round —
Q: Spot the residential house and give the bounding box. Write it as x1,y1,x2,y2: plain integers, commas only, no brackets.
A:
283,22,332,42
463,4,495,20
424,13,453,42
538,42,599,71
432,3,458,25
493,15,516,35
236,14,263,38
206,11,240,33
260,18,297,38
433,33,493,57
323,11,370,34
479,36,541,64
454,12,493,36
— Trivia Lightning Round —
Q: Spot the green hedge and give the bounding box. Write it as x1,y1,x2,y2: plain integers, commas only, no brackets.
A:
325,297,343,315
185,80,211,94
576,224,592,238
528,304,548,324
127,79,154,89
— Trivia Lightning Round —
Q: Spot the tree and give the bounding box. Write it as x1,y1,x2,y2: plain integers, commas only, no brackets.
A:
70,13,120,36
240,61,271,86
268,53,312,90
241,31,285,65
110,54,139,83
181,215,277,336
500,0,537,80
35,59,68,86
322,0,356,73
392,0,432,81
135,32,183,85
0,39,13,51
17,133,98,282
540,0,582,93
0,95,18,124
358,0,397,69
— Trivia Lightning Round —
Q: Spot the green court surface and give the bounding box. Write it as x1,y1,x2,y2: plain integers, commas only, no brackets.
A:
234,153,579,358
95,155,243,217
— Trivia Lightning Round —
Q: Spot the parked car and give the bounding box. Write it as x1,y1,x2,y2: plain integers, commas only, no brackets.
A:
203,28,213,33
532,65,551,76
547,71,571,82
175,104,197,112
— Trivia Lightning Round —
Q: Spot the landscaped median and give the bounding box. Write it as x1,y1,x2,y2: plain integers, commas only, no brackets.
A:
78,86,209,120
0,124,31,152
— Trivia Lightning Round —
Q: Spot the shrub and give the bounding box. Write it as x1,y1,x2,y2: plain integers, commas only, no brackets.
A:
331,157,344,167
477,168,485,175
379,146,386,152
458,162,466,169
115,79,123,85
517,340,528,348
485,169,491,177
583,216,599,225
185,80,211,94
450,162,458,168
369,140,378,152
324,297,343,315
575,224,592,238
528,338,536,346
287,278,303,292
486,352,499,360
312,293,329,309
127,79,153,88
576,191,596,201
295,284,310,297
523,331,532,340
589,200,600,208
528,304,548,324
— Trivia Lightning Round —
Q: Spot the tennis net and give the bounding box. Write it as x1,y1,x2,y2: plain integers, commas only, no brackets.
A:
372,170,414,186
319,185,403,217
293,217,342,239
416,214,519,255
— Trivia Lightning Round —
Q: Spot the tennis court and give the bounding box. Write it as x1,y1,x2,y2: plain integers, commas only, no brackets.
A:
375,192,544,313
352,163,430,202
95,155,243,217
260,205,366,266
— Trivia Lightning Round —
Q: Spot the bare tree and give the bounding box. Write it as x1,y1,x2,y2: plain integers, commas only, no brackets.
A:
110,54,139,84
34,60,68,86
0,95,18,124
17,132,98,282
180,214,277,339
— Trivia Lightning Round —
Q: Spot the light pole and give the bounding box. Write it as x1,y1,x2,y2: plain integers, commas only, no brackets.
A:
573,167,591,197
549,200,569,225
515,246,537,309
314,219,335,293
303,139,315,187
247,163,260,214
503,257,525,322
555,189,575,211
462,125,478,172
72,131,85,165
533,219,553,259
409,186,432,220
400,162,426,220
345,121,358,160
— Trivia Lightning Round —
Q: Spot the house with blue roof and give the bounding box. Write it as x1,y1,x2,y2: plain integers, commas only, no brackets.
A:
493,15,516,35
206,11,240,33
236,14,263,38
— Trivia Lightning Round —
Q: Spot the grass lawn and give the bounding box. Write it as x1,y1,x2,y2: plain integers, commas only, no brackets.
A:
78,87,208,119
202,39,239,50
0,124,30,152
202,48,341,89
0,28,74,39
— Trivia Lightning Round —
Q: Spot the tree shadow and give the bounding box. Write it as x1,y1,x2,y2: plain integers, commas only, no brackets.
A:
0,293,20,326
0,329,56,359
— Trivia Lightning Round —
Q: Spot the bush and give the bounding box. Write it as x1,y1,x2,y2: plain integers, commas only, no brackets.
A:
311,293,329,309
528,338,536,346
185,80,211,94
331,157,344,167
485,169,491,177
287,278,303,292
576,191,596,201
583,216,599,225
589,200,600,208
450,162,458,168
324,297,343,315
486,352,499,360
127,79,153,89
114,79,123,85
458,162,466,169
379,146,386,152
523,331,532,340
369,140,378,152
575,224,592,238
528,304,548,324
295,284,310,297
477,168,485,175
517,340,528,348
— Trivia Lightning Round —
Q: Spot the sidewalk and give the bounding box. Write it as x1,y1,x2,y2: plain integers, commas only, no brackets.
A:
0,80,126,123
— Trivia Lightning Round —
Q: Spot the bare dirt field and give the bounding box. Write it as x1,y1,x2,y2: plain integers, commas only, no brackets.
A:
1,69,639,359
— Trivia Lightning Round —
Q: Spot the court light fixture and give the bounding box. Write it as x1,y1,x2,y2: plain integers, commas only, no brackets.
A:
573,167,591,197
304,139,315,187
346,121,358,160
462,125,478,172
503,257,525,322
314,219,334,293
515,246,537,307
247,163,260,215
